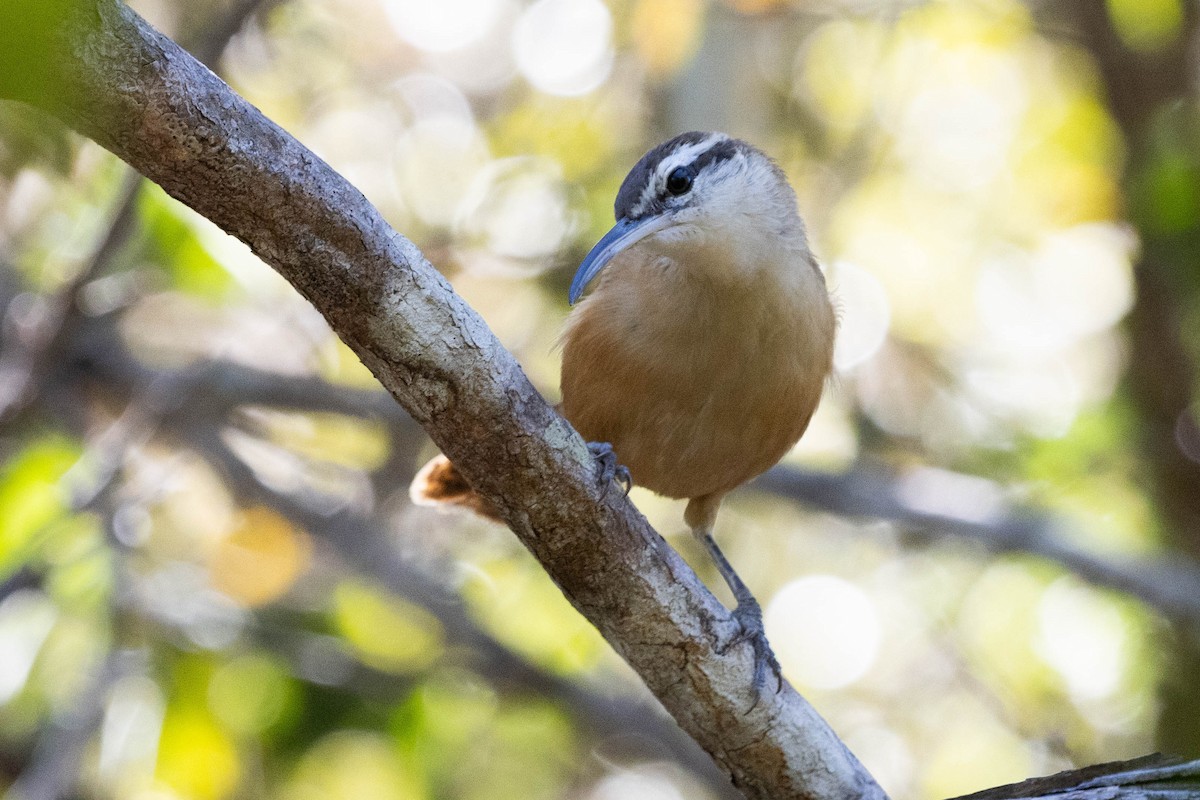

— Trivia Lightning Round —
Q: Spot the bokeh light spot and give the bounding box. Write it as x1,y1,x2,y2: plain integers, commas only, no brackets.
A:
1106,0,1183,52
209,506,312,607
334,581,445,673
99,676,164,786
976,224,1135,354
587,769,686,800
512,0,614,96
396,117,490,228
826,260,890,371
895,55,1027,190
765,575,881,690
0,590,57,703
631,0,706,78
456,157,572,272
799,19,889,138
384,0,507,53
1036,578,1127,701
155,708,241,800
208,653,295,735
285,730,424,800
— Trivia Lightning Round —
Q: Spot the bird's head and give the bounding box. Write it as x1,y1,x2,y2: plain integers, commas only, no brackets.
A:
568,131,810,304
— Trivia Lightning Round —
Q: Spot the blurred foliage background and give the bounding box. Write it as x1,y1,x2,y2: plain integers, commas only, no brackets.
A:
1,0,1199,798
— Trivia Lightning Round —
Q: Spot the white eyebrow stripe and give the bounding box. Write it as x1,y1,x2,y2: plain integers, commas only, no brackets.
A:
632,132,730,216
659,133,728,176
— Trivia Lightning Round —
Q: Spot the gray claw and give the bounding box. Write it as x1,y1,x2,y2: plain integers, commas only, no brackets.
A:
587,441,631,497
730,598,783,703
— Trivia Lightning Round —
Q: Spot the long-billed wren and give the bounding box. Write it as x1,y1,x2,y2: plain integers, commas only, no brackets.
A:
412,131,836,683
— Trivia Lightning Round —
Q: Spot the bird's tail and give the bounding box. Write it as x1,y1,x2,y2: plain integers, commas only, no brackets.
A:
409,454,503,521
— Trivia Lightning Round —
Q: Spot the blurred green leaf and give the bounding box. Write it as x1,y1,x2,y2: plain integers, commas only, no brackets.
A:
0,0,85,105
0,435,81,581
1134,148,1200,235
334,581,444,674
282,730,428,800
1022,407,1158,552
43,515,111,610
209,651,299,736
0,104,72,177
392,674,498,793
469,703,575,800
138,184,234,299
463,559,606,676
157,706,242,800
393,676,574,800
1106,0,1183,52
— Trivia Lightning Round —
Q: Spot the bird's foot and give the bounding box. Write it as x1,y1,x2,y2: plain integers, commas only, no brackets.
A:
587,441,632,498
693,526,784,706
727,597,783,703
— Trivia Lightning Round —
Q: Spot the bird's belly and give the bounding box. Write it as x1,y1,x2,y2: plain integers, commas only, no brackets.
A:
585,379,814,500
560,300,826,500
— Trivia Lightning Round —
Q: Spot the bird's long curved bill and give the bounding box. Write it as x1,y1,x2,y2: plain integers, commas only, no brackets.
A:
568,215,671,304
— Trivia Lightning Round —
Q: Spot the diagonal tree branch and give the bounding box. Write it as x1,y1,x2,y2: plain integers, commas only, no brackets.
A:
0,2,884,797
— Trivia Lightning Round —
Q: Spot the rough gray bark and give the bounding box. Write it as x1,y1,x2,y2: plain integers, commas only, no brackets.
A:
953,755,1200,800
0,1,885,798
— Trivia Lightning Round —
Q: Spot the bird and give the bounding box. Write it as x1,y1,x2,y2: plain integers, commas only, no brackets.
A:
412,131,836,685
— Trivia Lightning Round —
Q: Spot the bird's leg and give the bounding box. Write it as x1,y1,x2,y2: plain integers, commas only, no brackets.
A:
586,441,632,497
693,525,783,695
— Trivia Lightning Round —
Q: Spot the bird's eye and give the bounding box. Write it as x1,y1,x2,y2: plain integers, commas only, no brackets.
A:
665,166,694,196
